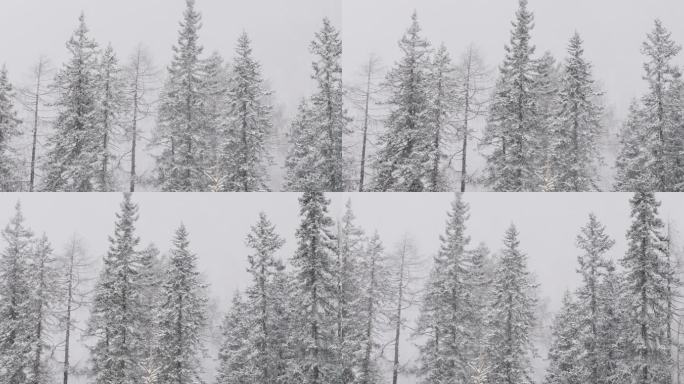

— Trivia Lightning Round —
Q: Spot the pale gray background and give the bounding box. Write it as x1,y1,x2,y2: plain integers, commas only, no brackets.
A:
1,192,682,382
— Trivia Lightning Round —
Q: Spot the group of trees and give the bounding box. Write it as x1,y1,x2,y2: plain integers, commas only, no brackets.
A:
2,192,683,383
348,0,684,192
0,0,344,192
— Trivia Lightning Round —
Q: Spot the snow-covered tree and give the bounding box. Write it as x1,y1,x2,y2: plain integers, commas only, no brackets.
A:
614,101,651,191
485,224,537,384
284,100,319,191
156,224,207,384
154,0,207,191
0,66,22,191
0,203,34,384
87,193,147,384
96,44,124,191
620,192,673,383
544,293,586,384
290,191,338,384
371,12,432,192
42,14,102,192
221,32,273,191
482,0,541,191
216,292,255,384
549,33,604,191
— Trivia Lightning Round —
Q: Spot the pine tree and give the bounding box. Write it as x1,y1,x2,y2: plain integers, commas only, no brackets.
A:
216,292,255,384
284,99,319,191
199,52,230,191
0,66,22,191
371,12,432,192
417,193,474,383
222,32,273,191
156,224,207,384
641,20,684,191
614,102,651,191
427,44,459,191
485,225,537,384
550,33,604,191
154,0,207,191
0,203,34,384
482,0,541,191
544,293,586,384
87,193,146,384
620,192,673,383
26,234,58,384
290,191,337,384
97,44,124,191
42,14,102,191
531,51,560,187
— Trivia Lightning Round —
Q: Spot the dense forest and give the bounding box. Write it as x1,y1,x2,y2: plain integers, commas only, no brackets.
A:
345,0,684,192
0,191,681,384
0,0,345,192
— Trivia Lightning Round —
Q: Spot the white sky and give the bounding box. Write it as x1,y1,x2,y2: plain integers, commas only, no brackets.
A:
342,0,684,120
1,192,683,381
0,0,340,115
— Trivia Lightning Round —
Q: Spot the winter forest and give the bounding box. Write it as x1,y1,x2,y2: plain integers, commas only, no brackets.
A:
0,191,683,384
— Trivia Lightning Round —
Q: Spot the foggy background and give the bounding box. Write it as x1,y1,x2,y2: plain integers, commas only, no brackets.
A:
1,192,683,382
342,0,684,189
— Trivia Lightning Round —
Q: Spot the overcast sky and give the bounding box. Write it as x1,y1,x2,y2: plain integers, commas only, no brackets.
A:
0,0,340,115
1,192,684,381
343,0,684,120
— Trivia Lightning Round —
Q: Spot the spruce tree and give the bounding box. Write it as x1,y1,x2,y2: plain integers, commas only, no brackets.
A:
614,102,651,191
482,0,541,191
0,203,34,384
42,14,102,191
222,32,273,191
96,44,124,191
0,66,22,191
284,100,318,191
290,191,338,384
156,224,207,384
216,292,255,384
544,293,586,384
371,12,432,191
485,225,537,384
620,192,673,383
154,0,207,191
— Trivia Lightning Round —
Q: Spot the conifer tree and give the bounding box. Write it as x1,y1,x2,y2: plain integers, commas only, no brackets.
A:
284,100,318,191
620,192,673,383
549,34,604,191
0,203,34,384
42,14,102,191
97,44,124,191
485,225,537,384
290,191,337,384
371,12,432,192
156,224,207,384
544,293,586,384
0,66,22,191
614,102,651,191
154,0,207,191
222,33,273,191
482,0,541,191
216,292,254,384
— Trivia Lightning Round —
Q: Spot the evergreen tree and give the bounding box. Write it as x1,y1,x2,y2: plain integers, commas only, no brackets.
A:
620,192,673,383
156,224,207,384
96,44,124,191
550,33,604,191
544,293,586,384
482,0,541,191
371,12,432,192
42,14,102,191
614,102,651,191
216,292,255,384
485,225,537,384
222,32,273,191
87,193,146,384
0,203,34,384
199,52,230,191
284,100,318,191
290,191,338,384
0,66,22,191
154,0,207,191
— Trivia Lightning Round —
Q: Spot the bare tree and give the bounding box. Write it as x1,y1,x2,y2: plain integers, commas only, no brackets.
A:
124,45,157,192
57,235,91,384
454,45,489,192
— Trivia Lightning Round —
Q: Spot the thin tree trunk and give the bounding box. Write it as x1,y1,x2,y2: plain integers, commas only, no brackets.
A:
392,240,407,384
30,59,45,192
460,50,472,192
130,50,140,193
63,241,76,384
359,58,372,192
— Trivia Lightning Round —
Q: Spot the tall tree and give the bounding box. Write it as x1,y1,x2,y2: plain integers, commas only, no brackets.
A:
0,203,34,384
371,12,432,192
0,66,22,191
485,225,537,384
42,14,102,191
97,44,124,191
550,33,604,191
154,0,206,191
156,224,208,384
290,191,337,384
544,293,586,384
620,192,673,383
482,0,541,191
614,102,651,191
222,32,273,191
22,57,53,192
